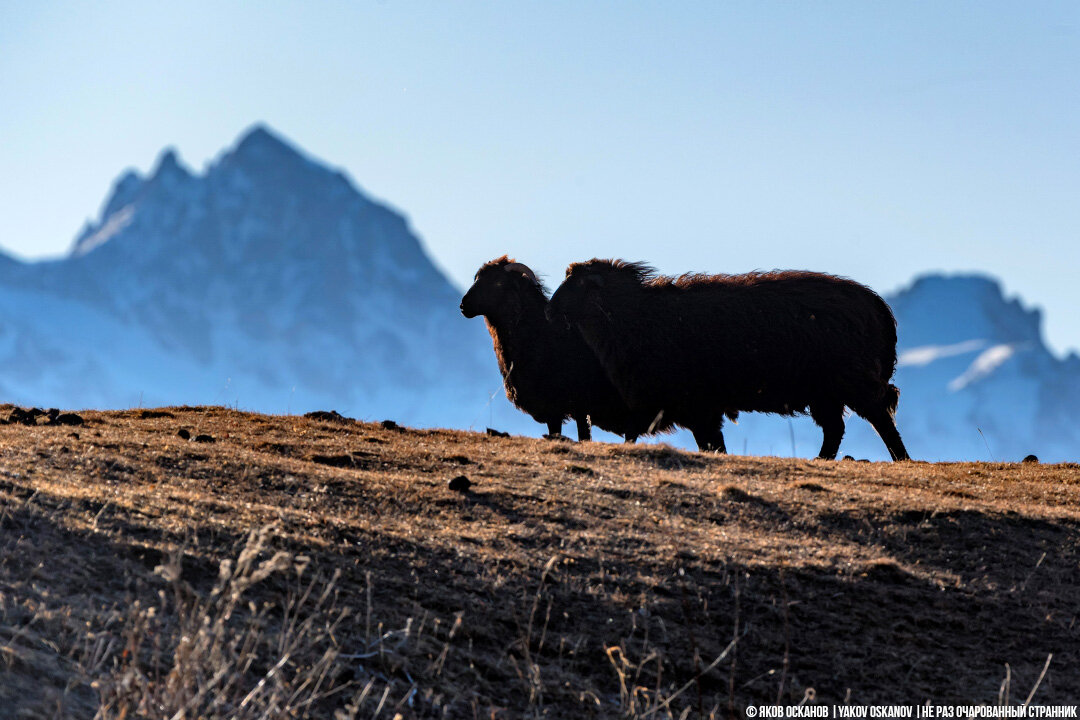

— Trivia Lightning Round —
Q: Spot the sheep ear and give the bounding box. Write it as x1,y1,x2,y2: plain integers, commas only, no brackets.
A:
504,262,537,283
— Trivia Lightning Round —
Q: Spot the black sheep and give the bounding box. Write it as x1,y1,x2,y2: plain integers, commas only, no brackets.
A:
460,256,672,442
547,259,910,460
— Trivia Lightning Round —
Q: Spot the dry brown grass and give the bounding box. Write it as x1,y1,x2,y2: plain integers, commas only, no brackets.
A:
1,405,1078,717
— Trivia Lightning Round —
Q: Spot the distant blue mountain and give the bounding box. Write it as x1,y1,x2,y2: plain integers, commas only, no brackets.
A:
0,125,525,431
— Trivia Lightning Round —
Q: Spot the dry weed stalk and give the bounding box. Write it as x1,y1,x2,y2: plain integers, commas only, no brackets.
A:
86,526,470,720
605,635,739,719
511,554,561,714
604,574,745,720
93,526,348,719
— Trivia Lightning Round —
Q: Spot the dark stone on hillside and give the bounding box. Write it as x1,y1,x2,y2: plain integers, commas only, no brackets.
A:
862,560,911,584
448,475,472,493
1023,454,1039,464
720,486,754,502
380,419,400,430
543,433,571,442
797,482,828,492
7,407,45,426
309,451,377,469
486,428,509,438
193,434,215,443
139,410,175,419
5,407,77,426
842,455,856,461
305,410,353,424
310,454,354,468
177,429,191,440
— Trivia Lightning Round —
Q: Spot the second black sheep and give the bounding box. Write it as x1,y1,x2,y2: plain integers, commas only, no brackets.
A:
547,259,910,461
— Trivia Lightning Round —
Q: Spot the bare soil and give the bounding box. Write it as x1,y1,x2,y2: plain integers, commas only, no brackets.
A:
1,405,1078,717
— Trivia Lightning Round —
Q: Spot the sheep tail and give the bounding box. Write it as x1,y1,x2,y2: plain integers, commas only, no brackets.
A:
884,384,901,418
871,292,899,378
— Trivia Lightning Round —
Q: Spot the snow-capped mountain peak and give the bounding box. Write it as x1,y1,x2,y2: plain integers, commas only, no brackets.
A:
890,273,1043,348
878,273,1078,460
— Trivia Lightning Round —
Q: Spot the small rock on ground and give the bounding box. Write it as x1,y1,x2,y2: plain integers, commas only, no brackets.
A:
304,410,354,424
448,475,472,493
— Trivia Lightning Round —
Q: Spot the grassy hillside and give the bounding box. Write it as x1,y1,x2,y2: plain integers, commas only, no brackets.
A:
1,406,1078,718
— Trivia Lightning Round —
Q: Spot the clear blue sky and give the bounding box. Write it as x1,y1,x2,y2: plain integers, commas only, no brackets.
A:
2,1,1078,353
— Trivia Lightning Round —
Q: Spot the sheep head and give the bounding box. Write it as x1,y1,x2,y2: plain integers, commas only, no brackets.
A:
460,256,544,321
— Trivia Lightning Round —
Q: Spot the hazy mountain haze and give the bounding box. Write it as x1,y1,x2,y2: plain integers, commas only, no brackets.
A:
2,3,1078,354
1,126,1077,461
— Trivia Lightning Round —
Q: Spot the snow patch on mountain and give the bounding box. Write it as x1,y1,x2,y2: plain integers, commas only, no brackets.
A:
72,205,135,257
898,339,986,368
948,343,1021,392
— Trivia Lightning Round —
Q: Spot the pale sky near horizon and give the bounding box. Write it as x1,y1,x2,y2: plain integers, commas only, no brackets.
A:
2,2,1078,354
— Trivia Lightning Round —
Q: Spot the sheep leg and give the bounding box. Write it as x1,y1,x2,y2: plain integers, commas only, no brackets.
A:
574,415,592,442
811,403,845,460
546,420,563,438
623,433,638,445
861,407,911,461
692,426,727,454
